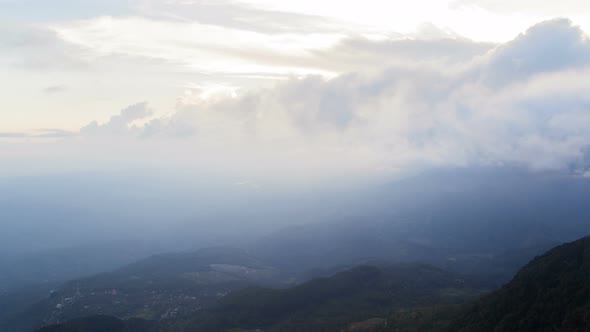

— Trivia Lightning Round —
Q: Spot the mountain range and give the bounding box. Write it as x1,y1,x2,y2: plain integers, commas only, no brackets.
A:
35,235,590,332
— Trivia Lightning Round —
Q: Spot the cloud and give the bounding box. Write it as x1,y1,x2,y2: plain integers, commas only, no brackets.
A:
0,129,76,138
476,18,590,85
0,23,90,70
48,15,341,78
135,0,340,35
44,7,493,80
3,19,590,181
310,36,494,72
132,19,590,172
43,85,68,94
451,0,590,15
81,102,153,136
0,132,29,138
34,129,78,138
0,0,132,21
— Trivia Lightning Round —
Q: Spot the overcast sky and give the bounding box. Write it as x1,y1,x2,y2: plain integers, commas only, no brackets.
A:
2,0,590,181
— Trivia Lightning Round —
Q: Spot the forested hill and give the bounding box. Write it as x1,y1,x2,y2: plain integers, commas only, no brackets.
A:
34,236,590,332
176,263,480,331
36,315,157,332
36,264,483,332
449,235,590,331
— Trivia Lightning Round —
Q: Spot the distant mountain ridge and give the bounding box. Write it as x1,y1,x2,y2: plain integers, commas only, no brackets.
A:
5,247,282,332
176,263,483,331
252,168,590,285
35,263,485,332
8,168,590,331
34,235,590,332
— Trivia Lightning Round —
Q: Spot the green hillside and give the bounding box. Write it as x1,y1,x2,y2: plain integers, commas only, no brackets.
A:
172,264,482,331
36,315,157,332
449,236,590,331
10,248,280,332
34,235,590,332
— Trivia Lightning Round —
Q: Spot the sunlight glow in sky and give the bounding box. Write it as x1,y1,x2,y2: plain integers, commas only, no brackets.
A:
2,0,590,181
2,0,590,131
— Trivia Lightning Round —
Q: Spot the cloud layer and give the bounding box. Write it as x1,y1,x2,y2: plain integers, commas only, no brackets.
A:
2,19,590,182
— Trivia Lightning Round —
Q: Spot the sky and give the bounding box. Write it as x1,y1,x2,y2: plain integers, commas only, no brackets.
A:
2,0,590,181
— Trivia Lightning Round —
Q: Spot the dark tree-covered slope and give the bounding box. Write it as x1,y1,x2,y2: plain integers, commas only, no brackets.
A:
34,264,482,332
10,247,280,332
36,315,157,332
450,235,590,332
175,264,483,331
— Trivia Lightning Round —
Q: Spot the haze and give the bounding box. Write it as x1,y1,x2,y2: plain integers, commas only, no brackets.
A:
2,1,590,320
